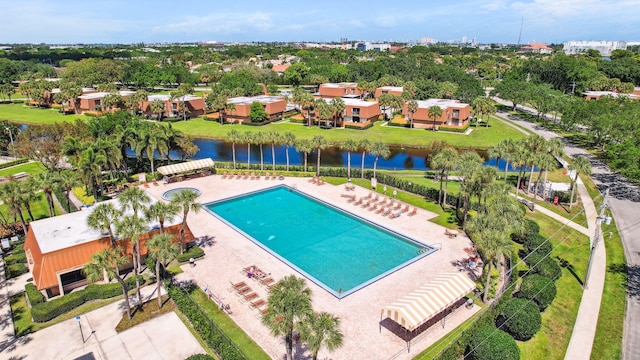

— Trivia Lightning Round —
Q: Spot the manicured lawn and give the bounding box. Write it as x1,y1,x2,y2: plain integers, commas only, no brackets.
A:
168,115,526,148
517,211,590,359
189,287,271,360
115,295,175,332
0,104,86,125
0,161,46,177
0,192,61,222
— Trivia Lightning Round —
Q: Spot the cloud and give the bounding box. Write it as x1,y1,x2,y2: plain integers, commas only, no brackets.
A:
153,12,274,35
480,0,508,11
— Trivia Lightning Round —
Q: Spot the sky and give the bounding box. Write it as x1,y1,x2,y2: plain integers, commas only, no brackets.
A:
2,0,639,44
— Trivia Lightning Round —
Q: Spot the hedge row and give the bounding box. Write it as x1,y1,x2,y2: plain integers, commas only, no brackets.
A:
0,158,29,171
440,123,470,133
167,283,248,360
25,283,45,306
344,122,373,130
516,274,557,311
6,263,28,278
31,276,144,323
177,245,205,263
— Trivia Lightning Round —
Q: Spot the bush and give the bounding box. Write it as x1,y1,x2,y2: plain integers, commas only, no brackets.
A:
523,233,552,257
12,100,25,104
4,252,26,265
467,325,520,360
0,158,29,170
511,220,540,244
440,122,470,133
186,355,216,360
84,112,99,117
524,253,562,281
177,245,205,263
25,283,45,306
6,263,28,278
387,121,410,128
496,298,542,341
344,122,373,130
516,274,557,311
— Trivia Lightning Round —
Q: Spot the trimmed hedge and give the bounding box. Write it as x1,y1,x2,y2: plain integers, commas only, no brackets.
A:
440,122,470,133
177,245,205,263
496,298,542,341
186,355,216,360
524,253,562,281
0,157,29,170
31,276,144,322
168,283,248,360
511,220,540,244
523,233,552,257
25,283,45,306
345,122,373,130
467,325,520,360
6,263,28,278
516,274,557,311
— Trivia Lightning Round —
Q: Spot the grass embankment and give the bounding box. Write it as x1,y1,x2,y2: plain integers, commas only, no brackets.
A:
0,193,62,222
0,104,86,125
0,162,46,177
115,295,175,332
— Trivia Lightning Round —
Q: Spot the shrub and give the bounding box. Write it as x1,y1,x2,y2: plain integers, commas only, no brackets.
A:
511,220,540,244
25,283,45,306
440,122,470,133
0,158,29,170
4,252,26,265
496,298,542,341
387,121,409,128
525,253,562,281
344,122,373,130
516,274,557,311
186,355,216,360
12,100,25,104
523,233,552,257
177,245,205,263
6,263,28,278
467,325,520,360
84,112,99,117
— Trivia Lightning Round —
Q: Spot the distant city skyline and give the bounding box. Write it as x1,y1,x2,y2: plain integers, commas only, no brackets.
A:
1,0,639,45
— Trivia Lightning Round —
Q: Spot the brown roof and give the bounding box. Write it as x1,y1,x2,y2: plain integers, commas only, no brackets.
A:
272,64,290,73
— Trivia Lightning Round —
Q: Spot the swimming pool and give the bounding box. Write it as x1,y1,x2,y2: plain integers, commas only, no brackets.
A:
204,185,436,298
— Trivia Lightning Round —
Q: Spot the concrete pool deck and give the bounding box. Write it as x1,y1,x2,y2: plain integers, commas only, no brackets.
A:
146,174,482,359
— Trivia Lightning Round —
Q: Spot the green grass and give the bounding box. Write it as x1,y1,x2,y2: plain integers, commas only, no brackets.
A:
0,103,86,125
517,211,590,360
174,309,219,359
168,115,527,148
115,295,175,332
166,261,184,275
0,192,61,222
0,161,46,177
189,287,271,360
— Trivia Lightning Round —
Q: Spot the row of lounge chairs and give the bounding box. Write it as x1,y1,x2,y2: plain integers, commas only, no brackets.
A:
346,192,418,218
309,176,326,185
230,265,279,317
221,171,282,180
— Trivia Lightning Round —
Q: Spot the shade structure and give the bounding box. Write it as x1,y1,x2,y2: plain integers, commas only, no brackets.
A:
157,158,215,176
381,272,475,331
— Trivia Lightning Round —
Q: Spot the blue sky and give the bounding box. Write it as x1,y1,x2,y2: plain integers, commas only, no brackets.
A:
2,0,639,44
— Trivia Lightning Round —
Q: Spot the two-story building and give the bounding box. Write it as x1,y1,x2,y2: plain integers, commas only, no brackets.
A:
403,99,471,129
374,86,404,99
142,94,207,119
317,82,364,99
310,98,381,128
224,95,287,123
75,90,137,113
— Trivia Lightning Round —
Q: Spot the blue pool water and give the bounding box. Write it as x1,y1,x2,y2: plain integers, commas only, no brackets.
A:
204,186,436,298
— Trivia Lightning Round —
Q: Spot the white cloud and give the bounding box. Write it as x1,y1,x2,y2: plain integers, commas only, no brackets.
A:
153,12,274,34
480,0,508,11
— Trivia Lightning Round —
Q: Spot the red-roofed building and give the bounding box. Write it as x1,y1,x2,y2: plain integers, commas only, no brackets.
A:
520,42,553,54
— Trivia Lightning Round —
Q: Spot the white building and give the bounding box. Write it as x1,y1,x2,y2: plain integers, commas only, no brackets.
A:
563,40,627,56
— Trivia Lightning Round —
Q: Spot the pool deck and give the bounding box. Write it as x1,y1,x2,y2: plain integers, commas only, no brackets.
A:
145,174,482,360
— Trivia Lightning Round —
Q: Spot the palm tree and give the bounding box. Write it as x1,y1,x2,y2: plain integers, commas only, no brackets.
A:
171,189,201,254
283,132,296,171
472,97,486,128
147,233,179,308
35,171,59,217
431,148,458,208
330,97,345,128
0,180,28,234
18,178,38,222
87,203,122,248
267,130,281,170
254,132,266,171
119,187,151,271
293,88,315,127
358,139,371,179
83,247,133,318
78,147,107,203
262,275,313,360
489,139,513,179
511,142,531,200
531,153,556,211
340,139,359,179
523,135,547,195
145,201,179,234
299,312,344,360
568,155,592,211
116,214,146,305
242,132,254,169
296,139,313,172
457,151,483,228
226,129,241,170
315,99,332,128
58,170,81,213
150,99,165,121
135,124,168,173
429,105,443,131
310,135,327,176
161,123,180,165
369,141,390,179
407,100,418,128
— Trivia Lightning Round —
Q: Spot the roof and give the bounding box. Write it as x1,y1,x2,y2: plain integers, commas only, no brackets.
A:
29,193,184,254
381,272,475,331
378,86,404,92
416,99,469,110
147,94,203,102
317,98,379,107
227,95,285,105
320,82,358,88
157,158,215,176
522,42,552,50
583,91,638,99
272,64,290,73
78,90,136,100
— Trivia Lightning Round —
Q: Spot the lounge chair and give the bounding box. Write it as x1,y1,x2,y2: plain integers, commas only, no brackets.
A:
379,198,387,206
389,211,401,219
235,172,242,179
229,281,248,291
242,292,259,302
353,198,363,206
375,206,385,214
250,172,256,180
264,172,270,180
250,299,266,309
361,200,371,208
222,171,228,179
272,173,277,180
236,286,252,295
365,192,372,199
373,195,379,202
347,196,357,203
260,277,275,286
317,178,325,185
445,229,459,238
393,202,402,210
382,208,392,216
309,176,317,183
242,172,248,179
152,179,159,186
229,172,236,180
143,181,150,188
408,207,417,216
368,204,378,212
401,204,410,213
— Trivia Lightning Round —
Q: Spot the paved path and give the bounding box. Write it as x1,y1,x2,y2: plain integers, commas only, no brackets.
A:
493,102,609,359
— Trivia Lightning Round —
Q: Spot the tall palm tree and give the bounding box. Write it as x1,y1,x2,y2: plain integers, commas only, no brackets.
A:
315,99,332,128
119,187,151,270
299,312,344,360
78,147,107,203
150,99,165,121
242,132,254,169
83,247,133,318
330,97,345,128
369,141,390,179
267,130,281,171
226,129,241,170
262,275,313,360
531,153,557,211
568,155,592,211
58,170,81,213
296,139,313,172
254,132,266,171
136,124,168,173
429,105,443,131
18,178,38,222
358,139,371,179
0,180,28,234
147,233,179,309
145,201,179,234
116,214,147,305
35,171,59,218
472,97,486,128
457,151,483,228
431,148,458,208
293,88,315,127
310,135,327,176
171,189,201,254
340,139,358,179
511,143,531,200
161,123,180,165
523,135,547,195
407,100,418,128
87,203,122,248
283,132,296,171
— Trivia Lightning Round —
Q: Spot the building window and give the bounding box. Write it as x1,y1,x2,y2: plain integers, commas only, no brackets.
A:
94,99,101,107
171,103,177,111
352,108,360,116
26,249,33,265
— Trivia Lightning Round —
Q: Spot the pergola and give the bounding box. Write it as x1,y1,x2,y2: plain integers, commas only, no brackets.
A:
157,158,215,177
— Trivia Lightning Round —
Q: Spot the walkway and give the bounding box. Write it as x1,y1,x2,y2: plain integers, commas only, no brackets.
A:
493,100,614,359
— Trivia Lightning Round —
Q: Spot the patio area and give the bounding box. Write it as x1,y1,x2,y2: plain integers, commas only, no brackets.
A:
144,174,482,359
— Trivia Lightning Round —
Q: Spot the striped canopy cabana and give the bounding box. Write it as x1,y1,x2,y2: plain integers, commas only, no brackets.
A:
157,158,215,176
381,272,475,332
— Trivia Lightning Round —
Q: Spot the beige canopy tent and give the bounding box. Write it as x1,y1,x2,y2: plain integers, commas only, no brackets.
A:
381,272,475,332
157,158,215,176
